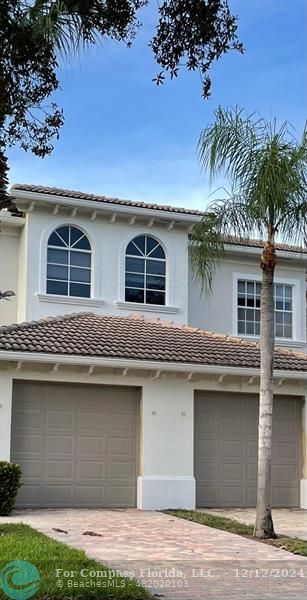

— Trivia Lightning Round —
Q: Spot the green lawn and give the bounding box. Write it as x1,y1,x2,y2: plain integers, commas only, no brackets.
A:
0,524,150,599
163,510,307,557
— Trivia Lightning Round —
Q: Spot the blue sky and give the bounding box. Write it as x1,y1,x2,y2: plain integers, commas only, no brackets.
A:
8,0,306,210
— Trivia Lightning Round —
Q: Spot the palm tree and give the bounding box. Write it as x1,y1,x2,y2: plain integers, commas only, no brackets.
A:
190,107,306,539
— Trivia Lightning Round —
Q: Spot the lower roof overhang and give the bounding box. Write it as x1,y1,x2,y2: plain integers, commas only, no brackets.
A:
0,350,306,382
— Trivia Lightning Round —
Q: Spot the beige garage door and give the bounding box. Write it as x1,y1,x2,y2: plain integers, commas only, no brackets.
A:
195,392,302,508
11,381,139,507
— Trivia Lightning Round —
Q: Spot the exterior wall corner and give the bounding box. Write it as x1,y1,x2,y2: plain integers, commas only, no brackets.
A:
0,371,13,461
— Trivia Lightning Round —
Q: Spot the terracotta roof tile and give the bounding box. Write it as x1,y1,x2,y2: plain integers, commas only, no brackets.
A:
0,312,306,372
11,184,306,254
224,236,307,254
11,184,205,217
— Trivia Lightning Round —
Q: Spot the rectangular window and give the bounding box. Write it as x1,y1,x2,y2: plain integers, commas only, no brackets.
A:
237,280,293,339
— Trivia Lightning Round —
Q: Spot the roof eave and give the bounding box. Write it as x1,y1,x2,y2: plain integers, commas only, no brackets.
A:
0,211,26,227
11,189,203,225
0,350,306,380
225,243,307,261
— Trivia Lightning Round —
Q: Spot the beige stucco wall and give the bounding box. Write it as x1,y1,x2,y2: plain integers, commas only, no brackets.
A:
189,252,307,349
0,222,21,325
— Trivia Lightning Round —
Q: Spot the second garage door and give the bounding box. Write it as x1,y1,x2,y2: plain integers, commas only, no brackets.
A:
195,391,302,508
11,381,139,507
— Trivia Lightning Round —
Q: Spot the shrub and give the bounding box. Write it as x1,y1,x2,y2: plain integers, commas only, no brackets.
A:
0,461,22,515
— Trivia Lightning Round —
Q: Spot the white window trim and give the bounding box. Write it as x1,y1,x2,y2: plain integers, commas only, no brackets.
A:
114,300,179,314
232,272,302,345
35,293,104,307
117,231,176,310
39,221,101,302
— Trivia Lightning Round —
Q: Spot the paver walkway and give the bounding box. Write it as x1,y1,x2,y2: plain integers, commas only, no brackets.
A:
201,508,307,540
1,509,306,599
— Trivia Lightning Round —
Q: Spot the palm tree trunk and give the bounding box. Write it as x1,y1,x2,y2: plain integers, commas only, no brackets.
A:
254,241,277,539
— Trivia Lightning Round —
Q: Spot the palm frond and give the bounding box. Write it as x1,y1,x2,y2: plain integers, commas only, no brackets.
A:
198,106,260,189
26,1,99,57
189,214,224,293
277,199,307,246
208,196,260,238
192,108,307,289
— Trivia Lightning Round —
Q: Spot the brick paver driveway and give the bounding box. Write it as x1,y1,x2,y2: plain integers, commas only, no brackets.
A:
1,509,306,599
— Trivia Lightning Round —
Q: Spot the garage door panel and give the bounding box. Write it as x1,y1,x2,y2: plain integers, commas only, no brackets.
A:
221,486,245,505
195,392,301,508
46,411,74,430
17,460,41,478
17,485,40,505
273,442,298,461
195,463,216,480
75,486,105,504
76,412,106,431
272,464,298,482
247,464,257,480
46,436,73,455
195,416,215,434
107,413,135,433
105,398,137,413
11,381,139,508
272,486,299,507
273,420,297,438
220,463,244,482
219,418,243,436
274,398,297,417
76,461,105,480
41,486,73,504
107,461,135,479
106,485,135,506
220,440,244,458
247,441,257,458
44,461,73,479
246,419,257,436
46,386,85,405
107,437,135,456
12,434,41,454
199,486,219,505
76,436,105,456
15,383,47,403
195,439,218,458
13,409,42,429
45,396,73,410
247,487,257,505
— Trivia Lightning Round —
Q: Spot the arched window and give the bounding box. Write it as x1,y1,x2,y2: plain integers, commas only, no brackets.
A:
125,235,166,305
46,225,91,297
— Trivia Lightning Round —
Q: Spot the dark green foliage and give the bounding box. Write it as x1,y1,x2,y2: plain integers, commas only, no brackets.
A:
0,2,64,158
151,0,243,98
0,151,10,209
0,461,22,515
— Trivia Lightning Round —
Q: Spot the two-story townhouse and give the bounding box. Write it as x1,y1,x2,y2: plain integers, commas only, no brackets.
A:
0,183,306,511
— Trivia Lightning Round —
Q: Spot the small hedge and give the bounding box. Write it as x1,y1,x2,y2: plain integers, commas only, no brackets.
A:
0,461,22,515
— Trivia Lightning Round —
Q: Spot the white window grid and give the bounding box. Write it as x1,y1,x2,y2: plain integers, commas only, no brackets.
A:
125,237,166,304
47,227,91,296
237,280,293,339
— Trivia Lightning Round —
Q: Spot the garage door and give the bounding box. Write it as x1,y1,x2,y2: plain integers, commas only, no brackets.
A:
11,381,139,507
195,391,302,508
